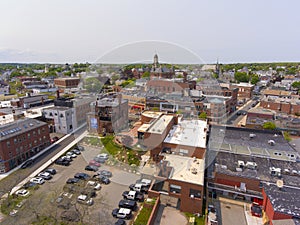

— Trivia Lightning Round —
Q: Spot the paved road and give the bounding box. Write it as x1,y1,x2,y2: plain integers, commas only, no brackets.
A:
0,126,86,198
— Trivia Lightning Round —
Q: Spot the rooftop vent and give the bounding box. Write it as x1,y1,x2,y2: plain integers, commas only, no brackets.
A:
268,140,275,146
246,161,257,170
276,179,284,190
238,160,245,168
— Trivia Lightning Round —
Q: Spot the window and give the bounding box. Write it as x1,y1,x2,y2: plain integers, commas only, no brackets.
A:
28,133,31,138
70,125,73,129
170,184,181,194
33,131,36,136
14,138,17,144
38,129,40,135
6,141,10,147
190,189,201,198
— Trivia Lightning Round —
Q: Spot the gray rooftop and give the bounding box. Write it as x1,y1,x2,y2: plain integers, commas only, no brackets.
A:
263,183,300,218
0,118,47,141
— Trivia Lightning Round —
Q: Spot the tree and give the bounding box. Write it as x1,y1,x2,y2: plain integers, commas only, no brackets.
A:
234,72,249,83
141,71,150,78
84,77,103,93
263,122,276,130
292,81,300,90
251,74,260,85
198,112,207,120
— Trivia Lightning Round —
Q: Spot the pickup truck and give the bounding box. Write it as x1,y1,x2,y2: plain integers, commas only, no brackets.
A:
129,183,149,193
122,191,144,202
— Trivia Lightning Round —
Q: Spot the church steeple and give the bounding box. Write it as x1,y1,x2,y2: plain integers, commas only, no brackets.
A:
153,53,159,69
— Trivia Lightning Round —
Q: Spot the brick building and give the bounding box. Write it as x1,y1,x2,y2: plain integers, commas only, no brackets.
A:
87,93,128,135
54,77,80,89
206,126,299,221
140,112,208,214
262,184,300,225
0,118,50,173
230,82,254,101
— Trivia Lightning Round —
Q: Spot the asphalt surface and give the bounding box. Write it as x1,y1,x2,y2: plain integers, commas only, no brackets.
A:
0,126,86,198
0,143,141,225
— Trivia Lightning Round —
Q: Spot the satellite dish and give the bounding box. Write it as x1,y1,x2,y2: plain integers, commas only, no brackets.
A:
276,179,284,189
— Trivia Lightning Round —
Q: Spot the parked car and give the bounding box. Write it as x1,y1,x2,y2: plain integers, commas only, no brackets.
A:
30,177,45,185
9,209,18,217
44,168,56,175
136,178,152,187
251,203,262,217
15,189,30,197
89,160,101,167
38,172,52,180
97,170,112,177
97,153,108,160
51,136,59,143
129,183,149,193
77,194,94,206
21,159,34,169
118,199,137,211
55,158,70,166
85,165,99,172
236,111,242,116
76,146,84,151
93,174,110,184
66,178,80,184
115,219,126,225
93,156,106,164
22,181,38,189
74,172,90,180
112,208,132,219
71,149,81,155
66,152,77,158
87,181,101,190
122,191,144,202
61,156,72,162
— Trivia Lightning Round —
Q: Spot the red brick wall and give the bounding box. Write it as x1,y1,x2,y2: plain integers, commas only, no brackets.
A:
147,196,161,225
162,143,206,159
214,173,261,192
262,188,293,225
168,179,204,214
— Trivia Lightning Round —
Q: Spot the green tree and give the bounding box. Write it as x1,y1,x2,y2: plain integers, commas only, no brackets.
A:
198,112,207,120
263,122,276,130
251,74,260,85
292,81,300,90
141,71,150,78
234,72,249,83
84,77,103,93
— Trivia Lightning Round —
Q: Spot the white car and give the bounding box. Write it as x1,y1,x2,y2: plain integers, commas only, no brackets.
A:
66,152,77,158
30,177,45,185
38,172,52,180
97,153,108,160
87,181,101,190
77,194,94,206
15,189,29,197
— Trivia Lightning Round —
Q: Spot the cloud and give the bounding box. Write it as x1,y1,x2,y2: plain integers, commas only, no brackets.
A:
0,48,63,63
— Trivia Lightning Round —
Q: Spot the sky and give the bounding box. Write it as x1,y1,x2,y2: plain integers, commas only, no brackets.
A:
0,0,299,64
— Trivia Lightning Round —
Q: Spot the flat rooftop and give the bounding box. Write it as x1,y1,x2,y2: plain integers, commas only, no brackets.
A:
0,118,47,141
138,123,151,133
148,115,173,134
247,107,275,115
164,119,207,148
163,154,204,186
141,111,163,119
211,151,300,187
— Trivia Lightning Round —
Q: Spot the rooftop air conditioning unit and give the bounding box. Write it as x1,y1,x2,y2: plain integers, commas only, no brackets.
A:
249,134,256,138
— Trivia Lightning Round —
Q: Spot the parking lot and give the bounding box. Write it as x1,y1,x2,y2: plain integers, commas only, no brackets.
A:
1,144,141,225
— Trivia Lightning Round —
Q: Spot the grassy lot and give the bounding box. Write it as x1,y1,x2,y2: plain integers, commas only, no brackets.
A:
133,205,153,225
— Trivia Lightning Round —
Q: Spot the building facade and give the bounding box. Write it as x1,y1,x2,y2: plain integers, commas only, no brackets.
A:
0,118,50,173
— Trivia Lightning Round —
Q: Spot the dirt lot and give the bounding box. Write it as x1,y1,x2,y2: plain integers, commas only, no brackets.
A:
1,145,141,225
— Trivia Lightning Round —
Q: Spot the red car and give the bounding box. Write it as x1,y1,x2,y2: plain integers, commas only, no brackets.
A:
89,160,101,167
251,203,262,217
51,136,59,143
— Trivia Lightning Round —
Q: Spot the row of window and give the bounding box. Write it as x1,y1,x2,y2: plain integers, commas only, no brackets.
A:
169,184,201,198
6,128,46,147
